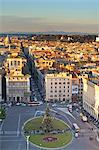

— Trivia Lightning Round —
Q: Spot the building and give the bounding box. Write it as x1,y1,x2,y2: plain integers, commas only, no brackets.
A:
4,53,26,73
6,70,31,103
96,36,99,42
35,58,55,70
83,78,99,120
71,77,80,103
0,74,2,102
45,72,72,102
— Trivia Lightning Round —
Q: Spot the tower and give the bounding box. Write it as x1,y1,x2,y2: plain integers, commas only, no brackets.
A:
4,35,11,51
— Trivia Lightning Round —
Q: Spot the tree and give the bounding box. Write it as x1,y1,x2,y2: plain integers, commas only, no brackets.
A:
42,105,53,133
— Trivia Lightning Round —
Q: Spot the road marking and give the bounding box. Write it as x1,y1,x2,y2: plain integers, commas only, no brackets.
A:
52,108,73,126
34,111,38,117
0,119,5,131
1,136,18,138
18,143,22,150
64,114,73,126
0,139,25,142
57,107,76,119
17,114,21,137
34,111,45,117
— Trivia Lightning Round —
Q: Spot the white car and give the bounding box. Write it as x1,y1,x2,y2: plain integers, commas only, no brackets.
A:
16,103,21,106
52,104,56,107
75,132,79,138
0,119,3,122
38,101,43,105
21,103,27,106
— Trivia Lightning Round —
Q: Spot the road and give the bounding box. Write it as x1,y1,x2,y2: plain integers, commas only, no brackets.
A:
0,104,99,150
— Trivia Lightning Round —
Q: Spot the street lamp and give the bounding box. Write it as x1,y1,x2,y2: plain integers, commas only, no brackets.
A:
26,135,30,150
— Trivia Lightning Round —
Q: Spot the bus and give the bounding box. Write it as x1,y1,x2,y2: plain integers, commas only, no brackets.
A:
28,101,43,106
72,123,80,132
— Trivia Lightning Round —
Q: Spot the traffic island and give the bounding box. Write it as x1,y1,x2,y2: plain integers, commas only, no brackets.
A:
23,106,73,149
23,117,72,149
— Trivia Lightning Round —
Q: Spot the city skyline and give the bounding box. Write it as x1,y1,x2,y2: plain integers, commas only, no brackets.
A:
0,0,99,33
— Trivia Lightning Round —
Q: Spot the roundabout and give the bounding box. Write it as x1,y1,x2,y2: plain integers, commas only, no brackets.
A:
23,106,73,149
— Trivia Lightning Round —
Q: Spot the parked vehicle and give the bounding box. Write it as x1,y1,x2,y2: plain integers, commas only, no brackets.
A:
67,104,72,112
75,132,79,138
81,116,88,122
72,123,80,132
28,101,43,106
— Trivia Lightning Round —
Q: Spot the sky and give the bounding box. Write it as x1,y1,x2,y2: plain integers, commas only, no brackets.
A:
0,0,99,33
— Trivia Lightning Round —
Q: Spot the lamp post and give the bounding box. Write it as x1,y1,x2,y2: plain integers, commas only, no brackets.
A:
26,135,30,150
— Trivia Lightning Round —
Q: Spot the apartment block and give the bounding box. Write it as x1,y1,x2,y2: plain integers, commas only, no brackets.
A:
45,72,72,102
83,78,99,120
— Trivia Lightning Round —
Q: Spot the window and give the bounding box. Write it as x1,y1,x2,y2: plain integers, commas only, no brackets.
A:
14,61,17,66
64,86,65,88
63,82,65,84
11,61,13,66
50,95,53,97
63,95,65,97
55,86,57,88
59,82,61,84
51,86,52,89
54,95,57,97
55,90,57,93
51,82,53,85
59,90,61,93
18,61,20,65
55,82,57,85
50,90,53,93
67,82,70,84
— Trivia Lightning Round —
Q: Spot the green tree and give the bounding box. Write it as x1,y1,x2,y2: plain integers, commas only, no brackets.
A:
42,105,53,133
0,108,6,119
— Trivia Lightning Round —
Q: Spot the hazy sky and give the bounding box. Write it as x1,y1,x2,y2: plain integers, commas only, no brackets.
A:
0,0,99,33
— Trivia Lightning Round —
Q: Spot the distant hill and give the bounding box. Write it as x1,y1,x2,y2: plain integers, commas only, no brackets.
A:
0,31,97,36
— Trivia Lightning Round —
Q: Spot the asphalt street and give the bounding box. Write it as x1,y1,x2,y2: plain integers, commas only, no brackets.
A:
0,105,99,150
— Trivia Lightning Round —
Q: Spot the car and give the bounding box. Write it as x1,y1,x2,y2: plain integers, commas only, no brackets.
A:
75,132,79,138
52,104,57,107
81,116,87,122
7,103,12,107
61,101,65,104
21,103,27,106
76,108,79,112
95,123,99,128
16,103,21,106
0,119,3,122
